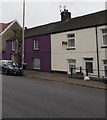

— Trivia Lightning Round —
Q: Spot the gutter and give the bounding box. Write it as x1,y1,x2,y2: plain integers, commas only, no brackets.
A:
95,27,100,77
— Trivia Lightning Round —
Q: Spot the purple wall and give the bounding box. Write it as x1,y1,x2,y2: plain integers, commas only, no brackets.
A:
24,35,51,72
2,34,51,72
2,40,12,60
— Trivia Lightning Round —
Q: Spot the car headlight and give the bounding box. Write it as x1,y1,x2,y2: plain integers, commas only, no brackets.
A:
9,66,13,70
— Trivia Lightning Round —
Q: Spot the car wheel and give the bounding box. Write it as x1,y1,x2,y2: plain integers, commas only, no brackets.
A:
4,69,8,75
13,71,16,75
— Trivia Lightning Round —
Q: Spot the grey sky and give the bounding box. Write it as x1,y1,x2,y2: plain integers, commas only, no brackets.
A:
0,0,106,28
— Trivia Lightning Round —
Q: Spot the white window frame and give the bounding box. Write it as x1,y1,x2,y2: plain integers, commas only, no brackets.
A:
33,58,40,70
67,34,75,49
101,29,107,47
12,41,16,51
34,40,39,50
84,58,93,74
67,59,76,74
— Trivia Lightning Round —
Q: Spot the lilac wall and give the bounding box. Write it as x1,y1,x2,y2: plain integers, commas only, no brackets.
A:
24,35,51,72
2,40,12,60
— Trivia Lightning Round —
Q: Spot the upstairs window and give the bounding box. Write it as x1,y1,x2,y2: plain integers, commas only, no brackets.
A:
102,29,107,47
34,39,39,50
67,34,75,49
12,40,16,51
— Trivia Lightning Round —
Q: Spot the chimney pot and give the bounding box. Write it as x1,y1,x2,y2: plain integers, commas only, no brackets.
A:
61,9,71,22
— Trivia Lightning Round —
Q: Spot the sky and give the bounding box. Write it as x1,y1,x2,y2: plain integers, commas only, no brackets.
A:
0,0,107,28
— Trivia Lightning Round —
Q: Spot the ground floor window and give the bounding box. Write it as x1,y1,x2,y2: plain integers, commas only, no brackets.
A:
33,58,40,70
84,58,93,73
103,60,107,77
68,59,76,74
11,54,15,61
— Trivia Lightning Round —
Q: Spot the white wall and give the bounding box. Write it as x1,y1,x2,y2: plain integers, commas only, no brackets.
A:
97,25,107,76
51,26,106,77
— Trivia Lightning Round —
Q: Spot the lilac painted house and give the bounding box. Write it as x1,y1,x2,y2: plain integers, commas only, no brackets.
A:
3,32,51,72
3,39,22,66
23,9,71,72
3,22,55,72
24,35,51,72
2,9,72,72
3,9,107,75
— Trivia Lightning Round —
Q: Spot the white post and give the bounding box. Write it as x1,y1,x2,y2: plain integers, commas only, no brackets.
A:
22,0,25,69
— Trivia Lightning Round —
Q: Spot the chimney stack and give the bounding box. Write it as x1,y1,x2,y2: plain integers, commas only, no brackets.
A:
61,9,71,22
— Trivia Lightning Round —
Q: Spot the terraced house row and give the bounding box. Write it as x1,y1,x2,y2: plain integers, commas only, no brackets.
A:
1,9,107,78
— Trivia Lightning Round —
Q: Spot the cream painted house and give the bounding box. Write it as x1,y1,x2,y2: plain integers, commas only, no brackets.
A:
51,10,107,78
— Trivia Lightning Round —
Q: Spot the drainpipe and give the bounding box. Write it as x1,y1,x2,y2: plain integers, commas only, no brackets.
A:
95,27,100,77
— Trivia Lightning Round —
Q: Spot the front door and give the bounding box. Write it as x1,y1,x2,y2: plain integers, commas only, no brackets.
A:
104,66,107,77
104,60,107,77
33,58,40,70
11,54,15,61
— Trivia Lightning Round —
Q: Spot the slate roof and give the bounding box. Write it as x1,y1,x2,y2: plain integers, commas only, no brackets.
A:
0,21,13,34
25,10,107,38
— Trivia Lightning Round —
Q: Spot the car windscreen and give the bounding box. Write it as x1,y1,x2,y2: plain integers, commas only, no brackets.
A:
7,61,19,67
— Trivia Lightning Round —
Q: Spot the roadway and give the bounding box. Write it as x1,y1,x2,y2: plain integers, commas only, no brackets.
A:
2,74,105,118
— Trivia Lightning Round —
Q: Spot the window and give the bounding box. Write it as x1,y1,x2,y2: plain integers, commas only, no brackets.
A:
84,58,93,73
102,29,107,47
33,58,40,70
67,34,75,49
34,40,39,50
11,54,15,61
103,60,107,77
12,41,16,51
68,59,76,74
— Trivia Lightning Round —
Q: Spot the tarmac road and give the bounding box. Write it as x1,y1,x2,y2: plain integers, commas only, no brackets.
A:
2,74,105,118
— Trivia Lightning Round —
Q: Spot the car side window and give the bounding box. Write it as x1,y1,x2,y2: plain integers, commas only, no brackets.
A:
2,62,6,66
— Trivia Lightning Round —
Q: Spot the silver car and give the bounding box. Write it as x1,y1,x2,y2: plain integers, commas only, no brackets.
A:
0,60,22,75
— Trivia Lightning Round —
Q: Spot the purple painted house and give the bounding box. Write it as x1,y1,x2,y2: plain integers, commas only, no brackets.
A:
0,20,21,60
2,39,22,66
2,40,12,60
1,9,77,72
24,35,51,72
3,33,51,72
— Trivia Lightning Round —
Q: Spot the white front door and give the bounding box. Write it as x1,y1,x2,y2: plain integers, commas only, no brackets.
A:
104,60,107,77
11,54,15,61
33,58,40,70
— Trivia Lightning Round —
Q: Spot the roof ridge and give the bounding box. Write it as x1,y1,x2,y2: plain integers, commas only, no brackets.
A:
24,9,107,38
27,21,62,30
27,9,106,30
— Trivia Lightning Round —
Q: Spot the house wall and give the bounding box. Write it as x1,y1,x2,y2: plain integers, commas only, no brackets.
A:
51,27,106,77
0,35,2,59
24,35,51,72
97,25,107,76
2,40,12,60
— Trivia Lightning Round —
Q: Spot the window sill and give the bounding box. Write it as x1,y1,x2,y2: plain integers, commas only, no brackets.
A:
66,47,75,50
34,49,39,51
101,46,107,48
12,50,15,52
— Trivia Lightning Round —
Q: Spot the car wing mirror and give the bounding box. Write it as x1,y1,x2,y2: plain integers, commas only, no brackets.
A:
3,64,7,66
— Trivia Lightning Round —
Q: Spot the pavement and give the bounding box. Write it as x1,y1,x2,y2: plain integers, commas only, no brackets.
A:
24,70,107,90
